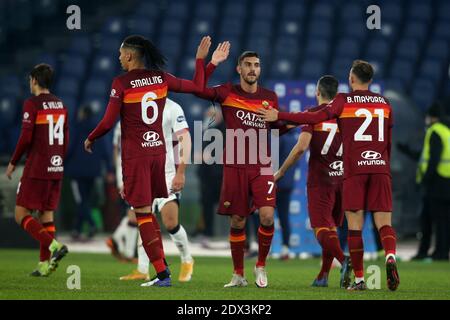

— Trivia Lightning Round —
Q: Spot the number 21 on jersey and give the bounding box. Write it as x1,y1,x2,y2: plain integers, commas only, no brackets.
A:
354,108,385,142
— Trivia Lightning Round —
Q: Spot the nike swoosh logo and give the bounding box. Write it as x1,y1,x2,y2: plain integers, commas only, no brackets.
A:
266,197,275,201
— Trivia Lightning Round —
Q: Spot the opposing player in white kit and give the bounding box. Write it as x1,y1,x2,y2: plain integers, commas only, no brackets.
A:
115,98,195,282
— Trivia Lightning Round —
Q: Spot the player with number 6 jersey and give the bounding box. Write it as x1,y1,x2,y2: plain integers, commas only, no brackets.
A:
5,64,69,277
258,60,400,292
85,35,209,287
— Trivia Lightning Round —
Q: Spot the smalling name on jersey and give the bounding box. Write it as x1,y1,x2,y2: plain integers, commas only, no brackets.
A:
130,76,163,88
346,96,387,104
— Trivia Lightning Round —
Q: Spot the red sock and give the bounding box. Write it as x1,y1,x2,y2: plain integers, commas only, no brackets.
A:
256,224,274,268
379,225,397,256
40,222,56,261
229,228,246,276
21,216,53,248
318,249,334,280
317,229,345,264
136,213,165,273
347,230,364,278
152,216,166,260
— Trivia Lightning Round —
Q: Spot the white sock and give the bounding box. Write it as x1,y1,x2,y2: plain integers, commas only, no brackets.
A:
137,235,149,275
112,217,129,255
123,223,138,259
386,253,396,262
169,225,193,263
355,276,365,283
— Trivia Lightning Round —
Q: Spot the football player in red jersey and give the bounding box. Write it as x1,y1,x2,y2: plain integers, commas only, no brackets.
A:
84,35,209,287
259,60,400,291
274,75,352,288
195,45,292,288
5,64,69,277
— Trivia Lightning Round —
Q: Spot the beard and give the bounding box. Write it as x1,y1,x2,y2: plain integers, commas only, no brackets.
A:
243,74,258,85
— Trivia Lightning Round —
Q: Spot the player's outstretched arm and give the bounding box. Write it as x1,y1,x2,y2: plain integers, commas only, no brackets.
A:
193,40,232,102
258,107,330,124
258,95,344,124
166,36,210,93
274,132,312,182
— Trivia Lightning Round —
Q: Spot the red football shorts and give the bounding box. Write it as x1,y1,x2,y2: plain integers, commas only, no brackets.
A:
16,178,62,211
342,174,392,212
307,184,344,229
218,166,276,217
122,154,168,209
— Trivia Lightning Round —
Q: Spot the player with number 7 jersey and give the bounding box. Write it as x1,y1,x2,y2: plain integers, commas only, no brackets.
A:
274,76,351,289
258,60,400,292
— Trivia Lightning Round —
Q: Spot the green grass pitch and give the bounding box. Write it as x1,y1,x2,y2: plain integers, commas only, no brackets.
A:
0,249,449,300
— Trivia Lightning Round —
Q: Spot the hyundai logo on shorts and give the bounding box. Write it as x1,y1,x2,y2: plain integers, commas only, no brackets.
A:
50,155,63,166
329,160,343,171
361,150,382,160
143,131,159,142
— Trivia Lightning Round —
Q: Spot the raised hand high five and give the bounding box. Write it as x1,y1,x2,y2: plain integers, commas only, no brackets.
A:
211,41,231,66
196,36,212,60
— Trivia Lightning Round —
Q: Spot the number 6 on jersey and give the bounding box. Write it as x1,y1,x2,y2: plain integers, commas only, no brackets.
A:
141,91,158,125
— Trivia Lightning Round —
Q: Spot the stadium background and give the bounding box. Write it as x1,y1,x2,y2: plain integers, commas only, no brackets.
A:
0,0,448,256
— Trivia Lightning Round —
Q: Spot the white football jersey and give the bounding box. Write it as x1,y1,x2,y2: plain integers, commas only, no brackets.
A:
113,98,189,193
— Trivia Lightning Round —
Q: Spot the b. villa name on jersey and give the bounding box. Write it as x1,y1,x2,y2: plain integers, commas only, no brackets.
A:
346,96,387,104
236,110,267,129
130,76,163,88
42,101,64,110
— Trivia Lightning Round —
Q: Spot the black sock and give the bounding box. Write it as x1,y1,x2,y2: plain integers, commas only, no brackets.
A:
157,269,170,280
128,221,138,228
167,224,181,235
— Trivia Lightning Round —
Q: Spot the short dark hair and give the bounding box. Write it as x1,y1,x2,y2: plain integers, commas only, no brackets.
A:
30,64,53,89
351,60,374,84
238,51,259,65
317,75,338,100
